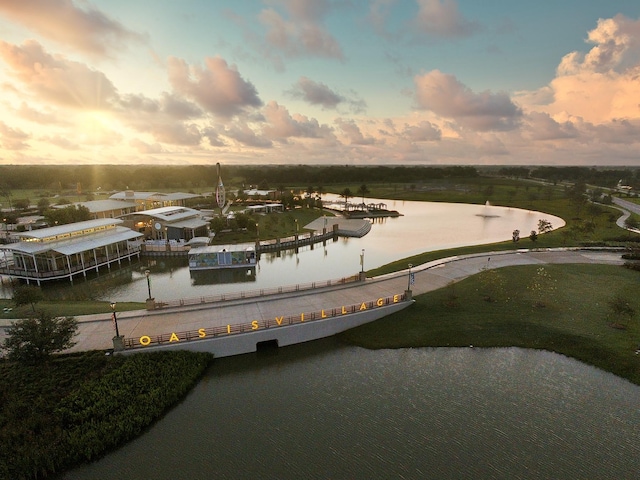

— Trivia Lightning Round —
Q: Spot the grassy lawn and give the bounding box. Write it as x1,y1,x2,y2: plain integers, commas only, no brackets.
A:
339,264,640,385
0,299,145,319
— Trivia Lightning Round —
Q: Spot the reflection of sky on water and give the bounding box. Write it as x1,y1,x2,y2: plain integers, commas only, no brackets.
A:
1,198,564,303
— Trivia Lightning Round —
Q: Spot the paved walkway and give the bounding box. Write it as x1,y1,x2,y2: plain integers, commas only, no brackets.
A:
1,249,624,354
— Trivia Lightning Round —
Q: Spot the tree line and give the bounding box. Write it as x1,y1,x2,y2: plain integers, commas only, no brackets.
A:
0,164,479,192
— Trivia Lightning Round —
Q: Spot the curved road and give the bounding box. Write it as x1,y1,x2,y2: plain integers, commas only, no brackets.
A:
0,249,623,354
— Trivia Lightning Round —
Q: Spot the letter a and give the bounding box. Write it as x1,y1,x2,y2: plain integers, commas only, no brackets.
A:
170,332,180,342
360,302,367,311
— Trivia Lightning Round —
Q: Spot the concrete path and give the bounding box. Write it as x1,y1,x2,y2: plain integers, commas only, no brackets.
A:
1,249,624,354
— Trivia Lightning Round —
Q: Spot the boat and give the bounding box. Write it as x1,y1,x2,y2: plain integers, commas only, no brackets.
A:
188,243,256,271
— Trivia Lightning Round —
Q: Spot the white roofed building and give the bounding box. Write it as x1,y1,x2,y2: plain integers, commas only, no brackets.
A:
109,191,200,210
119,206,210,241
0,218,143,285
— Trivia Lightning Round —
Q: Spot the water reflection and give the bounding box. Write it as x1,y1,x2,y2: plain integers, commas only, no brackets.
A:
0,199,564,302
63,342,640,480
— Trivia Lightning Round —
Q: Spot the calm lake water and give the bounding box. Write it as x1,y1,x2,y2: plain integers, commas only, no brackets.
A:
63,340,640,480
1,198,563,302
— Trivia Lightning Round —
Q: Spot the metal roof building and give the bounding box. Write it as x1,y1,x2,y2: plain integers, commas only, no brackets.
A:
0,218,143,285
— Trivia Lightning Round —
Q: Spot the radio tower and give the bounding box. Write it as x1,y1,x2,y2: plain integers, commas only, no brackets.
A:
215,163,226,214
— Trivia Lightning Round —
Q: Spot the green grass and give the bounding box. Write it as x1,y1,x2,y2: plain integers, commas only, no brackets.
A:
0,299,144,319
339,264,640,385
211,207,331,244
0,350,213,480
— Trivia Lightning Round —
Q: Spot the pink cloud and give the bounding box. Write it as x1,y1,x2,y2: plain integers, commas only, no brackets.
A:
167,56,262,118
414,70,522,131
523,112,578,141
0,0,145,57
528,15,640,125
223,121,272,148
259,0,344,59
0,40,118,109
0,120,30,150
401,121,441,141
414,0,479,38
287,76,367,113
262,101,333,141
335,118,376,145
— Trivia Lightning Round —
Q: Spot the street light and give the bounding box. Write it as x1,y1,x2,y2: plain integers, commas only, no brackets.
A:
109,302,120,338
360,249,365,273
407,263,413,291
145,269,152,299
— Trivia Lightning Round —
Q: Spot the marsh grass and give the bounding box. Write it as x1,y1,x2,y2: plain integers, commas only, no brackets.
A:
0,350,213,480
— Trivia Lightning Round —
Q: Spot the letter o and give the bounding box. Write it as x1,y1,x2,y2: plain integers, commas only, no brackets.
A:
139,335,151,346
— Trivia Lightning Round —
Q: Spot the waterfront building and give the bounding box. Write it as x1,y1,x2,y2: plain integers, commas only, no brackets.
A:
119,206,210,242
57,199,138,219
109,191,200,210
0,218,143,285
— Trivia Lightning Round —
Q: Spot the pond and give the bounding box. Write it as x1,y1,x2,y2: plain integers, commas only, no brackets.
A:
62,340,640,480
0,198,564,302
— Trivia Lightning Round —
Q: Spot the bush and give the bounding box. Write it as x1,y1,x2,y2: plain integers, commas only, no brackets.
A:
2,312,77,363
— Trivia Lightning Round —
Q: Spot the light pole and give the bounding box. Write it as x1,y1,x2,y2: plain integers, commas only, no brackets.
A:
407,263,413,291
255,222,259,240
110,301,120,338
145,269,152,299
2,218,6,240
360,249,365,273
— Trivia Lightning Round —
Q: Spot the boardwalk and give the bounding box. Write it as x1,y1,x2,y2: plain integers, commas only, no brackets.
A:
0,249,623,355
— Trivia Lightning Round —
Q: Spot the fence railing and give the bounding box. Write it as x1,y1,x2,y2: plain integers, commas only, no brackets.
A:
125,293,406,349
153,274,363,309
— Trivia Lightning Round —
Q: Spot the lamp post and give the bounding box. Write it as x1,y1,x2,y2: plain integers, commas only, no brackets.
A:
407,263,413,293
110,302,120,338
2,218,6,240
360,249,365,273
110,301,124,351
145,270,152,299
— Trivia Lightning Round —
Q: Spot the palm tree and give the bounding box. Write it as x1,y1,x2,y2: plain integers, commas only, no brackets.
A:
357,184,370,207
340,188,353,211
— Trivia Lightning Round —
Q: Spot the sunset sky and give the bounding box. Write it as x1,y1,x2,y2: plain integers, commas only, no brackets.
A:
1,0,639,166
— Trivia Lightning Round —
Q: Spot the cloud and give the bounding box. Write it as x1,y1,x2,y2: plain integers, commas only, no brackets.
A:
286,76,366,114
335,118,376,145
258,0,344,59
401,121,441,141
43,134,79,150
262,101,334,141
523,112,578,141
167,55,262,118
17,102,65,125
129,138,165,154
0,0,145,57
414,70,522,131
414,0,480,38
0,120,30,150
223,121,272,148
0,40,118,109
558,15,640,75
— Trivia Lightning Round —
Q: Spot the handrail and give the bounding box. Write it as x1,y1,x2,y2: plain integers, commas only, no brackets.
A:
154,274,362,309
124,293,407,349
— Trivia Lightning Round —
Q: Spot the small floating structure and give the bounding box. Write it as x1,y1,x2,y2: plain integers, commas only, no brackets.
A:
189,243,256,271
